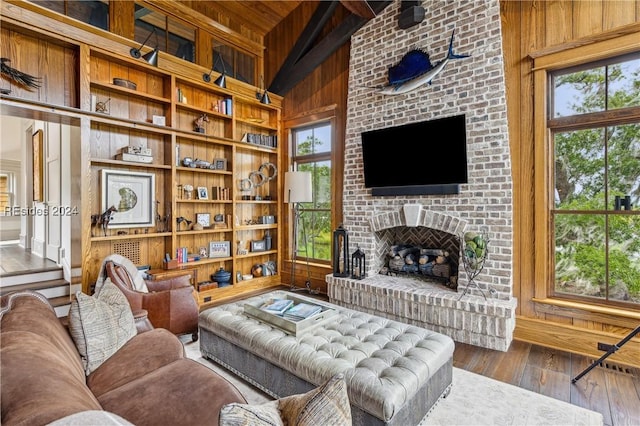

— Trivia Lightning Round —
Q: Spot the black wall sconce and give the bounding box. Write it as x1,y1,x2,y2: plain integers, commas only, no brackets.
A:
351,246,366,280
332,224,350,277
130,28,159,67
256,75,270,105
203,53,227,88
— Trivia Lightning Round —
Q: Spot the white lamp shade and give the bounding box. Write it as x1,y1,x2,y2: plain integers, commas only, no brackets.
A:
284,171,312,203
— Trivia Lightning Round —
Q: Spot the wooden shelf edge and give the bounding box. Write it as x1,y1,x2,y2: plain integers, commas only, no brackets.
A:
91,80,171,104
91,232,171,242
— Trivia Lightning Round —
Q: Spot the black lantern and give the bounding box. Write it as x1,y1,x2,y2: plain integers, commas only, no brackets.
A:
332,224,349,277
351,246,366,280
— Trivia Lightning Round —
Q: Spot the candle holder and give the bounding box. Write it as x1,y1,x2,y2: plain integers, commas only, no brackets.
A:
351,246,366,280
332,224,350,277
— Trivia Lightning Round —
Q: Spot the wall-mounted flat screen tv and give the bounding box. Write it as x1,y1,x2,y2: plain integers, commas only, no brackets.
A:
361,114,468,195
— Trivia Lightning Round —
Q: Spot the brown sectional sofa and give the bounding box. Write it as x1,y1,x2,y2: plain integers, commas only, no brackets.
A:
0,290,246,426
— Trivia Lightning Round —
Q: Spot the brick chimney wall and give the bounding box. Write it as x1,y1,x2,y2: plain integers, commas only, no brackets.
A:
341,0,513,301
328,0,517,351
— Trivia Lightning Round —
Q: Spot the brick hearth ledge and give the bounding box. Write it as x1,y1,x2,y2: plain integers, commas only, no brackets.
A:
327,274,517,351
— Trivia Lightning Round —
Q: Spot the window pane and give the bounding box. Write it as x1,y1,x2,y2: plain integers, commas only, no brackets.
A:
554,129,605,210
68,1,108,30
299,209,331,261
295,124,331,156
608,124,640,210
134,5,167,52
168,19,195,62
553,66,605,117
213,43,255,85
38,1,65,15
552,53,640,117
607,56,640,110
608,215,640,302
554,213,606,299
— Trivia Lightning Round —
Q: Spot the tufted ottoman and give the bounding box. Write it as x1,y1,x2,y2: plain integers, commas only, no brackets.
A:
199,291,454,426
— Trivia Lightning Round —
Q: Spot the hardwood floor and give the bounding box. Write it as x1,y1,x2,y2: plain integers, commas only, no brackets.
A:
0,243,59,277
453,340,640,426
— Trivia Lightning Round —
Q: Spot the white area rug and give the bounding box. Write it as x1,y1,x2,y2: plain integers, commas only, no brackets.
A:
183,340,603,426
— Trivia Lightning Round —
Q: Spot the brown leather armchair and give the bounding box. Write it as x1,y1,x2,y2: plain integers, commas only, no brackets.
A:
104,260,199,342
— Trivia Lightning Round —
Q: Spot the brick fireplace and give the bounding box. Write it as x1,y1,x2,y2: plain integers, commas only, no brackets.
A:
326,0,517,351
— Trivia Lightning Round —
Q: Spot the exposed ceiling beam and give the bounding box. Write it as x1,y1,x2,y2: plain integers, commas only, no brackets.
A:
340,0,376,19
268,1,392,96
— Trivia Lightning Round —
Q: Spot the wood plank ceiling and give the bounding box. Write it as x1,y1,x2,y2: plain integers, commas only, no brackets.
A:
205,1,394,95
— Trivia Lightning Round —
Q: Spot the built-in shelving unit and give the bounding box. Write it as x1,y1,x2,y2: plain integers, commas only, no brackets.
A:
84,46,282,308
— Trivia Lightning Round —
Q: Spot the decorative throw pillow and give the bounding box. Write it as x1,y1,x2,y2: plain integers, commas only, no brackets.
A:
68,278,137,375
278,373,351,426
219,373,351,426
219,400,283,426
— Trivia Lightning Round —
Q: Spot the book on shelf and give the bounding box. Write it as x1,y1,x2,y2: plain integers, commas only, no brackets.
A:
260,298,294,316
283,302,322,321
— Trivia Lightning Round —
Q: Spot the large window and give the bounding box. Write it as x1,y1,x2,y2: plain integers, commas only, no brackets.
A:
38,1,109,31
213,44,256,85
134,4,196,63
549,53,640,306
291,122,333,263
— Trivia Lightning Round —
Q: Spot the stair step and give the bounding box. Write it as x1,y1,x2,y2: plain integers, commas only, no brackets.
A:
49,295,72,318
0,278,69,297
0,269,64,287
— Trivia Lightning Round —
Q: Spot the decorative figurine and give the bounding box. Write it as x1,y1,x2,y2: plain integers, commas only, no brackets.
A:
193,113,209,133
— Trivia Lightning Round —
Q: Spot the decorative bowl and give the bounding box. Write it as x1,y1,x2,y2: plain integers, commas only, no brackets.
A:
113,78,137,90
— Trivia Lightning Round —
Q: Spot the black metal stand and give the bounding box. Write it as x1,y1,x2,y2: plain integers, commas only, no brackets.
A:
571,324,640,384
289,203,318,295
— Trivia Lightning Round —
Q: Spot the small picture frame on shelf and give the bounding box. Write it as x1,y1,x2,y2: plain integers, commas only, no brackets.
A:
209,241,231,258
251,240,266,252
196,213,211,228
197,187,208,200
213,158,227,170
199,246,208,258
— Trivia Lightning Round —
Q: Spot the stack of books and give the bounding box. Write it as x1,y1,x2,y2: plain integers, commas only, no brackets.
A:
260,298,294,316
283,303,322,321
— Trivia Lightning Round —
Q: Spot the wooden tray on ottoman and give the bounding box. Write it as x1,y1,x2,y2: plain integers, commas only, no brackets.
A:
243,295,337,336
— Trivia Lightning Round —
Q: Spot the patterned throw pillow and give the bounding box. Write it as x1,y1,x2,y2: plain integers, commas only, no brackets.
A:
68,278,137,375
219,373,351,426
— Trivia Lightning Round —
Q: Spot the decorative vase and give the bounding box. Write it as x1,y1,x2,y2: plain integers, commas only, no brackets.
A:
211,267,231,287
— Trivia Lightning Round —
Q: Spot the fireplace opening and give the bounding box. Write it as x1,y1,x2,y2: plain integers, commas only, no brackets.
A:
375,226,459,289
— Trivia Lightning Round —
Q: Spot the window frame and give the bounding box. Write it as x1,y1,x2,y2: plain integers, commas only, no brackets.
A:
532,31,640,309
283,107,340,273
289,121,333,265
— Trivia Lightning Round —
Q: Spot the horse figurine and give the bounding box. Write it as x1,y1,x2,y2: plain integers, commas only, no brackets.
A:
194,114,209,133
98,205,117,236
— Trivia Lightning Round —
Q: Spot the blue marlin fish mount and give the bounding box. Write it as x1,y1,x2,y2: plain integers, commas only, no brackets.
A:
378,30,470,96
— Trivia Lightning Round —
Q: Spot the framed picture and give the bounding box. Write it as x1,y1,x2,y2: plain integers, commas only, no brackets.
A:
32,130,43,202
199,246,208,258
196,213,211,228
197,186,208,199
209,241,230,258
251,239,266,252
101,169,155,228
213,158,227,170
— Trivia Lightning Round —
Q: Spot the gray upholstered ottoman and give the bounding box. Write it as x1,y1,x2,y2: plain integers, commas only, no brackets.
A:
199,291,454,426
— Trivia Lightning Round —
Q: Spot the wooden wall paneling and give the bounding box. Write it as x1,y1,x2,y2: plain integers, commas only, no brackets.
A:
265,1,349,290
603,1,637,30
545,1,573,46
515,317,640,368
573,1,603,38
110,1,135,39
